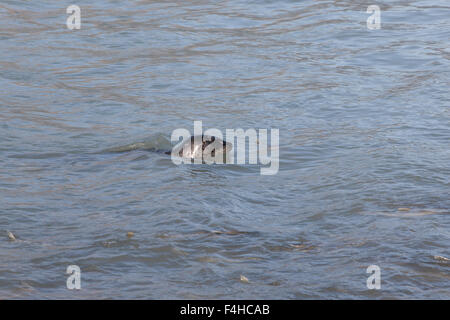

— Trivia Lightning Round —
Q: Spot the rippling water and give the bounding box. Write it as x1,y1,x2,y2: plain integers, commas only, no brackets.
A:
0,0,449,299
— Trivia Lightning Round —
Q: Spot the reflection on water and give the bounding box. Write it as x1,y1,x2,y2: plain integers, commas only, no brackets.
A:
0,0,449,299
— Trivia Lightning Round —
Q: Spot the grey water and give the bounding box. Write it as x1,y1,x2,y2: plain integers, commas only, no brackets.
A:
0,0,449,299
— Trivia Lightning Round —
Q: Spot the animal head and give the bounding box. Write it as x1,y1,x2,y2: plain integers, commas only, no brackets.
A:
173,135,232,162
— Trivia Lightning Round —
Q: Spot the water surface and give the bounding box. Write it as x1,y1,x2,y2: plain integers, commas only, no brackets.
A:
0,0,449,299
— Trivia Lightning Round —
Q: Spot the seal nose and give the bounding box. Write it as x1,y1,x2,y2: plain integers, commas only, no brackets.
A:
224,141,232,152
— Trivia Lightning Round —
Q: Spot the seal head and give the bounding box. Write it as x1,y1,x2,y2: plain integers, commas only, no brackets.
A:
170,135,232,163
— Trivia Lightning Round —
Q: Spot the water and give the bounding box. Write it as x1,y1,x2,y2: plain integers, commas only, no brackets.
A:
0,0,449,299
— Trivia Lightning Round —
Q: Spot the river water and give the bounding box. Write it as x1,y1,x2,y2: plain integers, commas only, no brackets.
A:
0,0,449,299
